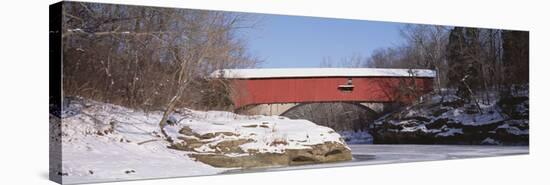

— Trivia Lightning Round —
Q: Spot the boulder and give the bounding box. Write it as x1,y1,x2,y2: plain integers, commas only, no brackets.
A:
190,142,351,168
164,111,352,168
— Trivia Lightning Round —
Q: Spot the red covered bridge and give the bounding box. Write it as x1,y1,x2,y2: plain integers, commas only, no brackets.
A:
211,68,435,116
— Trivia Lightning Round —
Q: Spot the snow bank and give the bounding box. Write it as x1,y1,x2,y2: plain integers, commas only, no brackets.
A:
55,99,222,184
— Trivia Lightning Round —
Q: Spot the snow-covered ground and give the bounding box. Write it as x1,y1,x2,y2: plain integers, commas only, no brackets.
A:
53,98,346,184
55,100,222,184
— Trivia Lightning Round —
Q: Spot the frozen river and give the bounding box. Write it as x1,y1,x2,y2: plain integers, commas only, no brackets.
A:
224,144,529,174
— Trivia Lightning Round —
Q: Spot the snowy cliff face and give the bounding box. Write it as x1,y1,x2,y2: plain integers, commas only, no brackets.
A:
373,90,529,145
53,98,350,184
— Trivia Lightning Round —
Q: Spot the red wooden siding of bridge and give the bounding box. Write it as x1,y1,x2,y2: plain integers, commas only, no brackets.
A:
231,77,434,109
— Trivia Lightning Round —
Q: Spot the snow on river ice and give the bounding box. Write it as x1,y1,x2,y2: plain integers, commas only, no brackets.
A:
223,144,528,174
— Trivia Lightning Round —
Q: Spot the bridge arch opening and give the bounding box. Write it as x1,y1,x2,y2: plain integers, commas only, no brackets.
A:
280,102,380,144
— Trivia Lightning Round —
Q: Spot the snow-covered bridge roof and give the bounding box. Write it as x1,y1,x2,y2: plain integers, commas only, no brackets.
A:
210,68,436,79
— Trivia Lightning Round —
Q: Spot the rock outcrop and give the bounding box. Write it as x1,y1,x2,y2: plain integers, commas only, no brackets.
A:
373,90,529,145
186,141,351,168
165,111,352,168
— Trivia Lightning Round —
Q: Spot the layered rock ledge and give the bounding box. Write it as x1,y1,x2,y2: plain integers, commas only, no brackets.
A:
164,111,352,168
373,90,529,145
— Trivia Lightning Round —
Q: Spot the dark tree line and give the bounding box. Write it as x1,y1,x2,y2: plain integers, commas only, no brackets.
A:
446,27,528,102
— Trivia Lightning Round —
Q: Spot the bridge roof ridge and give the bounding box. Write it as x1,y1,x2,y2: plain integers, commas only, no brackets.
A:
211,68,436,79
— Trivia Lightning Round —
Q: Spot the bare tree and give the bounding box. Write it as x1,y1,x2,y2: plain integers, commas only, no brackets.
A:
61,2,261,140
156,12,258,140
400,25,450,91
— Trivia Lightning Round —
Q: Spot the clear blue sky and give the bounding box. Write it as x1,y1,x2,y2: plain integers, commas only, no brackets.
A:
238,14,408,68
